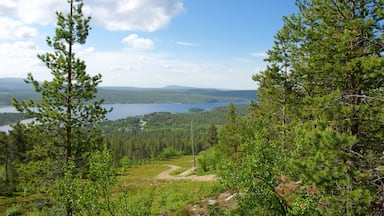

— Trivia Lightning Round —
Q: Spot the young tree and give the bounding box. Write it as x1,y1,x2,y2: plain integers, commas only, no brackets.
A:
203,124,218,150
218,104,241,155
13,0,109,214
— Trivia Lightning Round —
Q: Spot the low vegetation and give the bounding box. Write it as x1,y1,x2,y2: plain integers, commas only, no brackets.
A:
0,156,224,215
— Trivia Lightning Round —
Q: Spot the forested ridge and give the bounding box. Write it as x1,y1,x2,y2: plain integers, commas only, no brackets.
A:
0,78,255,106
0,0,383,215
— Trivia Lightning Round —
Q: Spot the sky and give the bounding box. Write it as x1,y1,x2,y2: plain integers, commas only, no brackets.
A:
0,0,297,90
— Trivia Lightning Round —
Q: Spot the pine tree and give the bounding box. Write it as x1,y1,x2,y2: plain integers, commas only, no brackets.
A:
221,0,384,214
12,0,109,214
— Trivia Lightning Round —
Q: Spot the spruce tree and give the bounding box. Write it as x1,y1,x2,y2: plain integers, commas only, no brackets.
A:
204,124,218,150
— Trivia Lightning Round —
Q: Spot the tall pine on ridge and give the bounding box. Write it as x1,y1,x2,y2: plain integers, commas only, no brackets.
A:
13,0,110,215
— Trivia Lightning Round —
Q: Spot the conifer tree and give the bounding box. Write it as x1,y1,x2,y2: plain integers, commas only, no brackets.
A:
13,0,109,214
204,124,218,150
218,104,241,155
221,0,384,214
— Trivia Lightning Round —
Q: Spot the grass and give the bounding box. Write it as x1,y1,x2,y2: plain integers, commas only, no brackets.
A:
117,155,195,191
1,155,223,215
169,167,189,176
115,155,224,214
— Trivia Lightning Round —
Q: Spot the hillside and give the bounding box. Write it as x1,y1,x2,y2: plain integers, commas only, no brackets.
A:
0,78,257,105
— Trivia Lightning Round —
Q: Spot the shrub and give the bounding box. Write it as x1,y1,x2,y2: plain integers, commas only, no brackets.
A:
158,147,183,160
5,205,22,216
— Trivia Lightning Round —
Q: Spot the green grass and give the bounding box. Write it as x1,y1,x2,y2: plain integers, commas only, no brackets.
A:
116,155,195,192
1,155,223,215
169,167,189,176
115,155,224,214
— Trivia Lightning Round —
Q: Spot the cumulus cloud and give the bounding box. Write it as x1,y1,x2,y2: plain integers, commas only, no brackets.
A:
0,41,49,78
122,34,154,50
0,17,38,39
0,41,38,56
0,0,67,25
89,0,184,31
0,0,184,32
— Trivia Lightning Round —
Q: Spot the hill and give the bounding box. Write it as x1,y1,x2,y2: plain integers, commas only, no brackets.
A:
0,78,257,105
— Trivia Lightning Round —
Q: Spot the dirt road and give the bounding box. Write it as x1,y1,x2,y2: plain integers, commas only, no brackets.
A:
155,165,216,182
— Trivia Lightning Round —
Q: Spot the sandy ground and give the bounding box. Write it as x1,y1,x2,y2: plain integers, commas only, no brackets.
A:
155,165,217,182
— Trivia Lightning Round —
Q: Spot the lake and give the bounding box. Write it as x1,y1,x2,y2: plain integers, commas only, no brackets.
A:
0,101,248,132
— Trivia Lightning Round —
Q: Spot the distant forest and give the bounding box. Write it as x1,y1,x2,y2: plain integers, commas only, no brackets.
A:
0,78,256,105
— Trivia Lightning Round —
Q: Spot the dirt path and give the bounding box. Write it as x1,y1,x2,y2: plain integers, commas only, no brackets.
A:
155,165,217,182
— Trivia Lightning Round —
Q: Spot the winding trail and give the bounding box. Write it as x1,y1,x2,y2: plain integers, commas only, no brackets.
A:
155,165,217,182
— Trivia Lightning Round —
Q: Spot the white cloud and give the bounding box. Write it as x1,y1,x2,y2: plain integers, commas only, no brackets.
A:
176,41,199,46
122,34,155,50
250,52,268,58
0,41,38,57
0,0,67,25
85,0,184,31
0,0,184,32
0,41,49,78
0,41,258,89
0,17,38,39
81,51,257,89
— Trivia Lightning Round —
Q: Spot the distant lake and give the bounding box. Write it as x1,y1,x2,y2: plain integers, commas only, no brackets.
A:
0,101,248,132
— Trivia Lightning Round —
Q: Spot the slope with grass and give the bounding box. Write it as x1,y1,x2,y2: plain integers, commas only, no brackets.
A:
1,155,231,215
115,155,228,215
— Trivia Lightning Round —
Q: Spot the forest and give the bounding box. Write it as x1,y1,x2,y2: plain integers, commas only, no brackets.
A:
0,0,383,215
0,78,255,106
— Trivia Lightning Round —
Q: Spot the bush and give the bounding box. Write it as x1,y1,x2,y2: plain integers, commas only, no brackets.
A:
6,205,22,216
158,147,183,160
197,148,221,173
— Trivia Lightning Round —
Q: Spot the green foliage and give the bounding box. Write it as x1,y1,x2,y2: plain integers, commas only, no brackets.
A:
10,0,112,215
101,104,249,166
290,193,320,216
188,107,205,113
73,149,116,215
217,104,242,156
289,122,373,214
0,132,18,196
5,205,22,216
204,124,218,150
158,147,183,160
197,149,218,172
197,104,247,174
220,114,289,215
217,0,384,215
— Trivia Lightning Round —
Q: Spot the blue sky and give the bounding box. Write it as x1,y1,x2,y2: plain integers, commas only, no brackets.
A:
0,0,297,89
